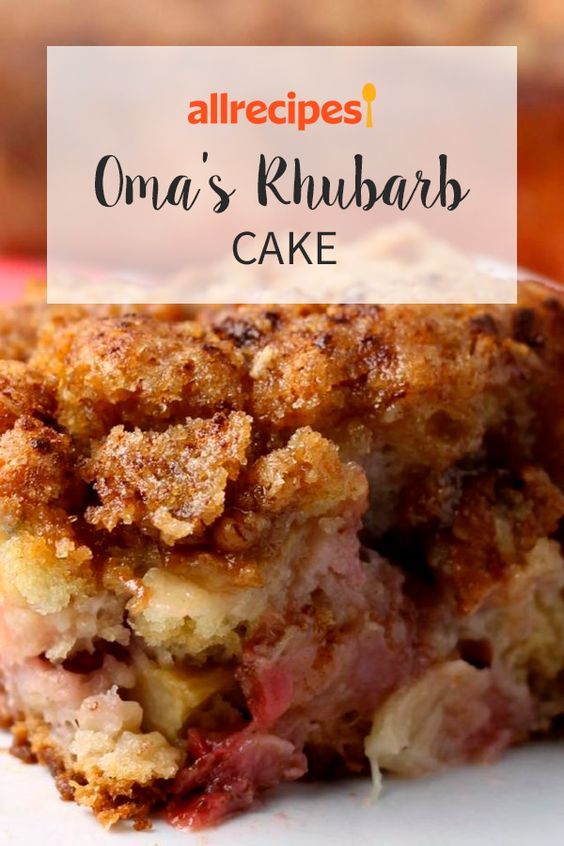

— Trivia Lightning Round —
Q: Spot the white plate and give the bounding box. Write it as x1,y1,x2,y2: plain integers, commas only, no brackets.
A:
1,734,562,845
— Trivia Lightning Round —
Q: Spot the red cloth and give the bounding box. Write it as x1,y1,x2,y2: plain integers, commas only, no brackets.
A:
0,258,45,302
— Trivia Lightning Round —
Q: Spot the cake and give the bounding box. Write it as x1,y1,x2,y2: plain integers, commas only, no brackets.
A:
0,245,562,829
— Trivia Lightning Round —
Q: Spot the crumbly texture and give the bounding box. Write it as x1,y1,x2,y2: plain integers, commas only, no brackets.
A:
0,361,55,435
30,314,247,442
82,413,252,544
0,294,193,364
0,268,563,830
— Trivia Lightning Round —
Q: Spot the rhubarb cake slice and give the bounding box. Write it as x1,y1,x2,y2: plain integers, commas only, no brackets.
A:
0,268,563,829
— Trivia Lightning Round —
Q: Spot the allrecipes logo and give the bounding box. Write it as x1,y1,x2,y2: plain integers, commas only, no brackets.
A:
187,83,377,131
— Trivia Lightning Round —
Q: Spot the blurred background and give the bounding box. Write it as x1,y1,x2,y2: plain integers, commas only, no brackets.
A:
0,0,563,284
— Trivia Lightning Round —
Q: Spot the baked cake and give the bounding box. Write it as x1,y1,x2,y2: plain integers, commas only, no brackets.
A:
0,259,563,829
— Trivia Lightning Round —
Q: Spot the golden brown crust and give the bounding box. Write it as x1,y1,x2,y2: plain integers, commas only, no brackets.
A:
83,412,252,544
213,427,368,556
0,303,45,362
204,298,564,542
515,286,564,486
235,427,367,520
30,315,247,442
7,292,564,555
208,301,542,438
7,715,164,829
0,360,55,435
429,466,564,614
0,296,195,365
0,416,77,506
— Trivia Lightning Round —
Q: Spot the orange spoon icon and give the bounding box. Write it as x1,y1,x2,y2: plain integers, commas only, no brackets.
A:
362,82,376,128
